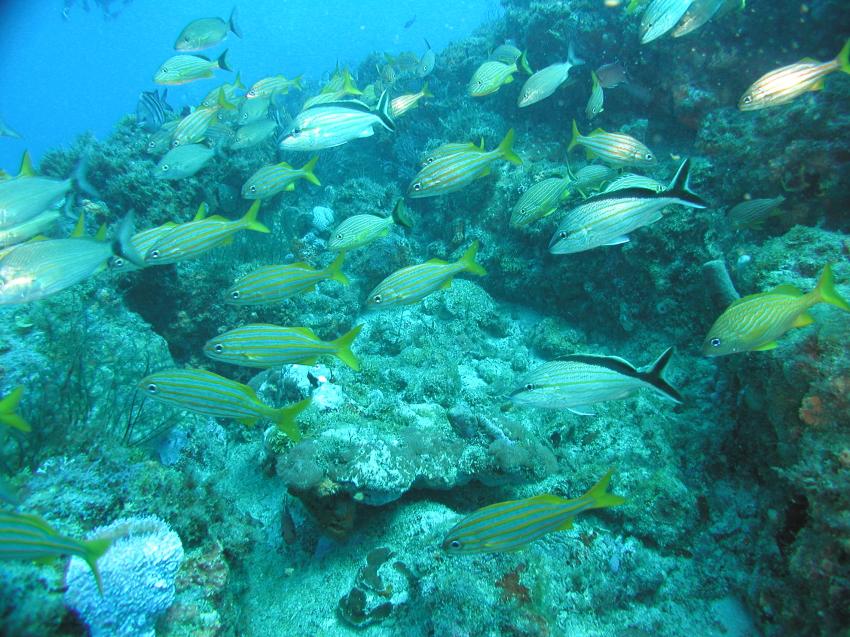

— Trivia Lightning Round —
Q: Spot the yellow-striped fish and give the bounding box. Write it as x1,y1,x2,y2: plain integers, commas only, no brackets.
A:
408,129,522,198
510,176,571,227
171,89,235,147
242,157,320,200
0,511,111,592
246,75,303,99
729,195,785,228
239,96,271,125
328,199,412,252
231,119,278,151
367,241,486,309
0,386,30,432
489,44,533,72
155,144,215,180
204,324,363,370
703,265,850,356
569,120,656,167
570,164,616,194
200,73,245,108
468,52,529,97
603,173,665,193
511,348,682,415
226,253,349,305
175,8,241,51
586,71,604,119
442,470,626,554
390,83,434,118
145,121,180,155
154,50,232,85
419,139,484,167
739,39,850,111
139,368,311,440
144,200,269,265
517,43,585,107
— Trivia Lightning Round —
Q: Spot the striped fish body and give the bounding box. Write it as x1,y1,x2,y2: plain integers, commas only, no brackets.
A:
671,0,726,37
328,214,394,251
419,141,484,167
136,89,173,132
145,122,180,155
510,177,571,227
572,164,616,190
729,196,785,227
518,62,574,107
279,99,392,152
489,44,523,65
367,241,486,309
0,176,72,229
301,91,349,111
0,210,60,248
110,223,178,272
201,77,244,108
232,119,277,150
145,211,266,266
171,106,219,147
155,144,215,180
739,40,850,111
242,157,320,199
604,174,665,193
641,0,695,44
239,96,271,125
154,51,230,85
204,323,362,370
390,83,433,118
570,121,656,167
586,72,604,119
0,238,112,305
468,61,518,97
226,254,348,305
247,75,302,99
442,471,626,554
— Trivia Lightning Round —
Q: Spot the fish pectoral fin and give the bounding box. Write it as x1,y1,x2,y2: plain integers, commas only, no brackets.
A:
238,417,259,427
503,75,514,84
285,182,296,191
440,278,453,289
567,405,596,416
603,236,630,246
810,78,825,91
751,341,779,351
793,312,815,328
357,128,375,139
555,517,575,531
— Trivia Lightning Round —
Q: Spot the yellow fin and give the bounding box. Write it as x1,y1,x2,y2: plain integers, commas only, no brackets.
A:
555,517,575,531
18,151,36,178
752,341,779,351
330,324,363,371
70,212,86,238
771,284,803,296
793,312,815,328
193,202,209,221
94,224,107,242
809,77,825,91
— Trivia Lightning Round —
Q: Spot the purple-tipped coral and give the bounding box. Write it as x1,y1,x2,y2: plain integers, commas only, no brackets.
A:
64,515,184,637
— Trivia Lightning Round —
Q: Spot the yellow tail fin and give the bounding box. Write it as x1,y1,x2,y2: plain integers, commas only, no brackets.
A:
420,81,434,98
497,129,522,166
568,119,582,153
814,264,850,311
837,38,850,75
331,324,363,371
324,253,350,285
300,156,321,186
241,200,270,233
457,241,487,277
82,537,112,594
0,387,30,433
272,397,311,441
585,469,627,510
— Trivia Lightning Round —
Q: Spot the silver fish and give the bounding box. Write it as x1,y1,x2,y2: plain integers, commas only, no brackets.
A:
641,0,695,44
419,39,436,77
155,144,215,180
517,43,584,107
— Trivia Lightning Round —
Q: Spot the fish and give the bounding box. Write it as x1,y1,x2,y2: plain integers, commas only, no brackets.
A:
154,50,232,85
729,195,786,228
510,176,572,227
670,0,727,37
200,73,245,108
404,15,416,28
570,164,616,191
242,157,320,200
279,92,395,152
0,210,60,248
419,40,436,78
246,75,304,100
0,115,21,139
328,199,413,251
0,173,72,229
144,200,269,265
0,511,111,593
489,44,533,73
419,140,485,167
586,71,604,119
739,39,850,111
145,121,180,155
442,470,626,554
408,129,522,198
174,7,241,51
390,83,434,118
139,369,311,440
703,265,850,356
204,323,363,371
135,89,173,132
549,158,707,255
231,119,278,151
568,120,656,167
517,43,585,107
320,67,363,97
154,144,215,180
0,386,30,432
239,96,271,125
377,63,397,87
367,241,486,309
595,62,628,89
640,0,695,44
603,174,665,192
171,90,235,147
511,348,682,415
468,53,529,97
226,253,349,306
111,222,180,272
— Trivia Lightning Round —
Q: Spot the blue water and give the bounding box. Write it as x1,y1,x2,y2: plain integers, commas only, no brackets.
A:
0,0,500,170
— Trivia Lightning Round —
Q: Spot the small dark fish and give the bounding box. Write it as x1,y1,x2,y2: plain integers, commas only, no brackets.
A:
281,499,297,545
595,62,628,89
135,89,173,132
404,15,416,28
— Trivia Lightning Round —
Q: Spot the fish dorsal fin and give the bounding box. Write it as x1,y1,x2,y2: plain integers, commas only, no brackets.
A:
193,202,209,221
425,258,449,265
94,224,108,242
18,150,36,178
590,127,607,136
276,161,294,170
728,291,768,308
206,214,229,222
560,353,638,377
527,493,566,505
288,261,313,269
70,212,86,238
771,284,803,296
290,326,319,339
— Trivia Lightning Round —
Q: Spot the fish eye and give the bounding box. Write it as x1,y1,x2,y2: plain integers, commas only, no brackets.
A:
249,185,257,193
149,250,160,260
525,383,534,391
412,183,422,191
742,96,752,104
147,383,158,394
558,231,567,239
336,232,343,239
231,290,240,299
291,128,301,136
645,153,654,161
161,67,168,74
147,141,155,149
523,91,531,99
710,337,721,347
112,257,124,268
373,294,382,304
161,164,169,171
214,344,224,353
449,540,461,549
